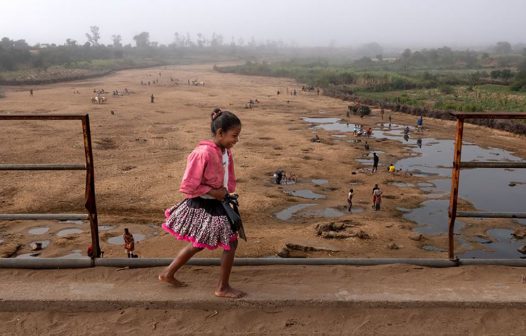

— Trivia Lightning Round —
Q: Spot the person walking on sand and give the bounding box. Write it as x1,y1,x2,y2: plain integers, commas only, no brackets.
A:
159,109,245,299
373,186,383,211
151,94,155,103
123,228,135,258
372,152,379,173
347,188,354,212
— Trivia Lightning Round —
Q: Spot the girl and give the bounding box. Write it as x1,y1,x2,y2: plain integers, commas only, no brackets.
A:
159,109,245,299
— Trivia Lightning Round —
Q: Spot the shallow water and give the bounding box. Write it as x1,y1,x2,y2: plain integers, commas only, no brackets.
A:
107,233,146,245
275,204,316,220
304,208,346,218
459,229,526,259
28,227,49,235
286,189,326,199
389,182,415,188
402,200,465,235
98,225,115,231
303,117,341,124
311,179,329,185
56,228,83,237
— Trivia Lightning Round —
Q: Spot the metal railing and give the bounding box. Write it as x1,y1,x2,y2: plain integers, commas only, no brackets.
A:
0,114,100,258
448,112,526,260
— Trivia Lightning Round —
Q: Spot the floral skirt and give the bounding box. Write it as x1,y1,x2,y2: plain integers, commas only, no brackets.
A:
162,197,237,251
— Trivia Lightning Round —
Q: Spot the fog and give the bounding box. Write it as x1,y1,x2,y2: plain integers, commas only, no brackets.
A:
1,0,525,48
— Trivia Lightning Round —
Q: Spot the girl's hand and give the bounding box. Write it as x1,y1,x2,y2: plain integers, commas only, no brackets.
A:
208,187,228,201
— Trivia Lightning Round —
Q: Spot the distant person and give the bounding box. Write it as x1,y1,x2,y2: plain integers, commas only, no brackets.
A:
373,187,383,211
275,169,284,184
372,152,379,173
29,89,33,96
388,163,396,173
347,188,354,212
417,115,423,131
151,94,155,103
380,108,385,120
364,141,370,151
372,184,380,208
388,114,392,124
311,133,321,143
417,138,422,148
123,228,135,258
159,109,245,298
277,90,280,95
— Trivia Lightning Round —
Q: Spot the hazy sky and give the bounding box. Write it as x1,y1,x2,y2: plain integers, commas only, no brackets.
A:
1,0,525,48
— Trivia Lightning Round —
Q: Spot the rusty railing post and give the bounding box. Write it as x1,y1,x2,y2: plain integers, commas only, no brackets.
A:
82,114,101,258
448,117,464,260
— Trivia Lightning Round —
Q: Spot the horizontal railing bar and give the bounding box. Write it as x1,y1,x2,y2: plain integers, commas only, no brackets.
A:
0,214,89,220
456,211,526,218
459,162,526,169
450,112,526,119
0,164,86,170
0,115,85,120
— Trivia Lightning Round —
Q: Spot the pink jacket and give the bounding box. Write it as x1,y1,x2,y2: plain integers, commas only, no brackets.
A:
179,140,236,198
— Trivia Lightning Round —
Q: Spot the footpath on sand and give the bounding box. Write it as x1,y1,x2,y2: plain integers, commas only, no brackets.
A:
2,264,526,310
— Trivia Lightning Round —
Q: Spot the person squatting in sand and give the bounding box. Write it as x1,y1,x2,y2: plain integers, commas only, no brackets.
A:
159,108,245,299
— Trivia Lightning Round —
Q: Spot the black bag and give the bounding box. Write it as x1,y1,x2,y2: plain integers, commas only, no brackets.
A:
222,194,247,241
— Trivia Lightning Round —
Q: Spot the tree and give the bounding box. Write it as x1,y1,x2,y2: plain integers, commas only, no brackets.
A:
66,38,77,46
495,41,512,55
86,26,101,46
401,48,412,60
511,59,526,91
133,32,150,48
111,34,122,48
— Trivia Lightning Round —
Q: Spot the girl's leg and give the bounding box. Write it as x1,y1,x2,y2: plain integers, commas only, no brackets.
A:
159,244,203,286
215,240,245,298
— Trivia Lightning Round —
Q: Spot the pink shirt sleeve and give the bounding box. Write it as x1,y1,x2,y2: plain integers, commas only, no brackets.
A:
179,150,212,198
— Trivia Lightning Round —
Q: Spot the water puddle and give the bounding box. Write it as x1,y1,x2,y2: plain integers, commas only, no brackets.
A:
389,182,415,188
460,229,526,259
56,228,83,237
303,117,341,124
403,200,465,235
312,179,328,185
275,204,316,220
98,225,115,231
107,233,146,245
304,208,346,218
28,227,49,235
286,189,326,199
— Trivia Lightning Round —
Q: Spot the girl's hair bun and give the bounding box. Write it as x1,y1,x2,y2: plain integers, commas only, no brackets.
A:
211,108,222,121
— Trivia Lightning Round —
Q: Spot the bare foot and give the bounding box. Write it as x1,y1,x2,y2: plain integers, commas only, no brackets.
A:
214,286,246,299
158,274,186,287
